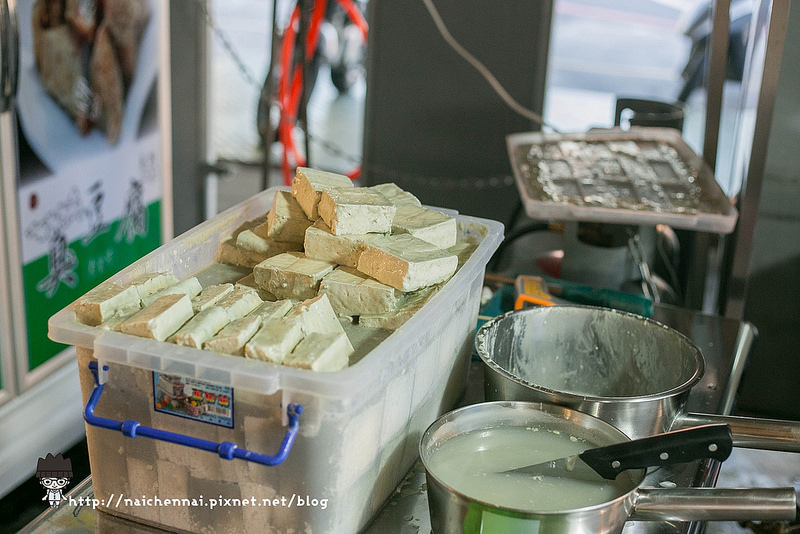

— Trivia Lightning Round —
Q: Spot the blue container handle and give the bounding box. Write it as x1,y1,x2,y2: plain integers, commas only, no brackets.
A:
85,361,302,466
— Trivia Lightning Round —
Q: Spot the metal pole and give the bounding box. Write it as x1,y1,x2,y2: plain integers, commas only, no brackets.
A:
260,0,281,191
298,0,312,168
722,0,790,320
684,0,730,312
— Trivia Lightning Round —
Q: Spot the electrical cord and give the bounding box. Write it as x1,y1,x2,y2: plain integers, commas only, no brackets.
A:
420,0,559,132
488,222,552,272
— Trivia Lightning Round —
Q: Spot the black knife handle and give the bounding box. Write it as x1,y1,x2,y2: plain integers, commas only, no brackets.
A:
579,424,733,480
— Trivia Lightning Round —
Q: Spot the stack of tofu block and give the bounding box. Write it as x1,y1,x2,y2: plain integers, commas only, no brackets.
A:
73,167,476,372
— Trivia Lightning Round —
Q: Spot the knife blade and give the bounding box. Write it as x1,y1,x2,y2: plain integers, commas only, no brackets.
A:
502,424,733,480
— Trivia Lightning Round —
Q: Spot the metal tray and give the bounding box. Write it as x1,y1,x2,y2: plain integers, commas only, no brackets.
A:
507,128,738,233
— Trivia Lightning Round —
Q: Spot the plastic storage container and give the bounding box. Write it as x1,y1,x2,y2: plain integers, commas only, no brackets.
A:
49,187,503,533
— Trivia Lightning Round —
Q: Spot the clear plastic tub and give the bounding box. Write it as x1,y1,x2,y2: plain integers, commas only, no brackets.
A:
49,187,503,533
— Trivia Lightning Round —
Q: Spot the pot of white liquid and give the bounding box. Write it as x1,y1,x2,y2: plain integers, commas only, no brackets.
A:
420,401,796,534
476,306,800,450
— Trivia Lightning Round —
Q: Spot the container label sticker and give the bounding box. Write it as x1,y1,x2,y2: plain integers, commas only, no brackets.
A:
152,372,234,428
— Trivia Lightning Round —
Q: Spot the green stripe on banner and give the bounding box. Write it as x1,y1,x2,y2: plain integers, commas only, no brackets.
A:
22,202,162,371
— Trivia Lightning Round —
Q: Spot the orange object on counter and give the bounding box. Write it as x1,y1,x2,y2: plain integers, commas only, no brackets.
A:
513,275,555,310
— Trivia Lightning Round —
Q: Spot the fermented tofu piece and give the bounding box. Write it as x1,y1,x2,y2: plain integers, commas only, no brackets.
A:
74,281,141,326
248,299,293,321
235,273,278,301
173,307,230,348
97,314,132,332
218,239,257,268
448,240,478,269
235,229,302,261
368,183,422,208
253,252,336,300
216,287,262,321
142,277,203,307
392,206,458,249
288,294,344,335
121,294,193,341
283,332,351,372
244,318,305,363
317,188,396,236
357,234,458,292
128,272,179,302
341,322,392,365
303,220,366,268
193,263,251,286
204,316,262,356
358,286,439,329
191,283,234,313
291,167,353,220
288,294,355,354
319,266,400,317
266,190,313,243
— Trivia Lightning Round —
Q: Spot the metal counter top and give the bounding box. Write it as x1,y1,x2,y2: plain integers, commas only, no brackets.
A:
20,304,754,534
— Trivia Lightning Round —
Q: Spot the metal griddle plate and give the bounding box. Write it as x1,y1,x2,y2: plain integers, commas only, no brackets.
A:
506,128,738,234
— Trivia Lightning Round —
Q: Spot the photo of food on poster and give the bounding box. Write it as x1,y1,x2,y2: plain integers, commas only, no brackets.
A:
13,0,167,373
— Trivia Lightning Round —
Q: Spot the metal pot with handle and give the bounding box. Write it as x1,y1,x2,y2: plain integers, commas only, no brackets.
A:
475,305,800,449
419,401,796,534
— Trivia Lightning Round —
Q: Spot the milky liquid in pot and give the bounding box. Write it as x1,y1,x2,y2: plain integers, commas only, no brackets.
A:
426,426,637,511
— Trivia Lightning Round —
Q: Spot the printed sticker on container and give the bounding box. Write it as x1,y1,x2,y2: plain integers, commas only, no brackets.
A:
152,372,234,428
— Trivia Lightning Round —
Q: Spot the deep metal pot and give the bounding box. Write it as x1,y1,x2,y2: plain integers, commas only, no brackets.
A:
419,401,796,534
476,306,800,450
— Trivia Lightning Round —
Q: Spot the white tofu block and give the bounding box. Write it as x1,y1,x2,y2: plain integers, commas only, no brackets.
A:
235,229,303,259
191,283,234,313
173,307,230,348
204,315,262,355
248,299,293,320
392,206,458,249
303,220,366,268
244,318,305,363
291,167,354,220
253,252,336,300
128,272,179,302
317,187,396,236
141,277,203,307
368,183,422,207
121,294,194,341
73,281,142,326
358,286,439,330
216,287,263,321
266,190,313,243
357,234,458,292
319,266,400,317
283,332,351,372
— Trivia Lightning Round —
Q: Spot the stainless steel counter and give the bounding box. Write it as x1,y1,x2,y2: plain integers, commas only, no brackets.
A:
20,305,753,534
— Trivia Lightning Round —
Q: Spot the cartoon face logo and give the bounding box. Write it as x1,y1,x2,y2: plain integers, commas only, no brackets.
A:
36,453,73,507
40,477,70,490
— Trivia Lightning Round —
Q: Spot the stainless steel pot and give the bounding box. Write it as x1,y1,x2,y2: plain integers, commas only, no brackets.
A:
419,401,796,534
475,306,800,450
